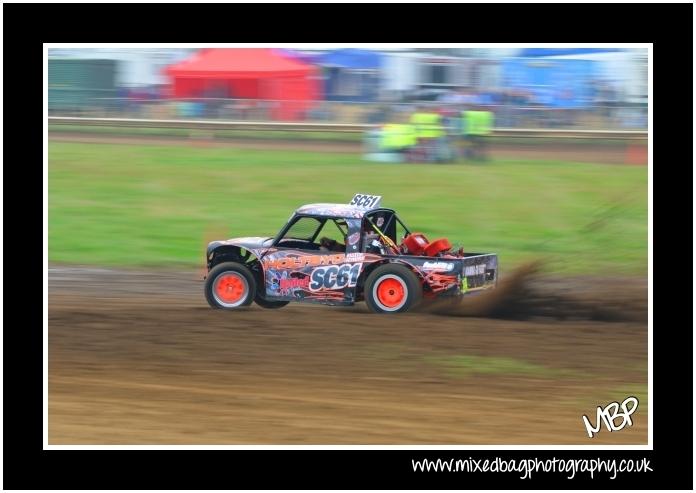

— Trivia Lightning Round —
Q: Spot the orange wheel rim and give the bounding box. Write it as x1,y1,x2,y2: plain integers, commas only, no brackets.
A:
376,278,405,308
214,273,246,304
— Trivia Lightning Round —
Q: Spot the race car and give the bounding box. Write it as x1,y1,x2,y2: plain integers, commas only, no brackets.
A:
204,193,498,313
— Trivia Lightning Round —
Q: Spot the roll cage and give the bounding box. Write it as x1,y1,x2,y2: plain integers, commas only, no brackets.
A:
271,214,351,250
271,208,412,254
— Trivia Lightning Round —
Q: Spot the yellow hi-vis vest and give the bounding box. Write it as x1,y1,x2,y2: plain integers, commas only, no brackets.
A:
382,124,416,149
421,112,444,138
381,124,399,150
410,112,428,138
402,124,417,147
464,110,494,136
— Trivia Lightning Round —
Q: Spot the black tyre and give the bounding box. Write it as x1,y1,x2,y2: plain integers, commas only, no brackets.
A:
364,263,422,313
254,294,290,309
205,262,256,309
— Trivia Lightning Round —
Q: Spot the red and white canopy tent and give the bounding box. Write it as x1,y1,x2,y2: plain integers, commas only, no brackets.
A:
164,48,321,120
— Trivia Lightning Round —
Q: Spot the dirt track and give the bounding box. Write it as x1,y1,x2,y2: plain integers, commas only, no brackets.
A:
48,132,641,164
49,266,648,445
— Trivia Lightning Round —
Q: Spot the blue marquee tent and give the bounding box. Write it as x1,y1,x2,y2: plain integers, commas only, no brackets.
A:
501,58,598,109
318,48,382,70
317,49,383,102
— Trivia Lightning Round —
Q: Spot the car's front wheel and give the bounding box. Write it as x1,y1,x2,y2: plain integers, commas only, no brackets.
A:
364,264,422,313
205,262,256,309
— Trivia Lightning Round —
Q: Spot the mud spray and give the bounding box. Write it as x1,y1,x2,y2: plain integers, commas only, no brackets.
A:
418,260,646,322
417,261,543,318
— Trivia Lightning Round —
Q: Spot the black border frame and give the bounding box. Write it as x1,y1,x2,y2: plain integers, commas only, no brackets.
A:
4,2,693,489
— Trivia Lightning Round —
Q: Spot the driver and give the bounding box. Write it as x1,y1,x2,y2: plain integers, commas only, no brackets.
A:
362,223,384,254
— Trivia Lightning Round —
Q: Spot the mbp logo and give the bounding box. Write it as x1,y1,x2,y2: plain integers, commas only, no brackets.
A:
582,396,639,438
309,263,362,292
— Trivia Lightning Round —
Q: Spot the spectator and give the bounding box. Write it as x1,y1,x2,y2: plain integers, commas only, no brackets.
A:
463,106,495,161
438,106,459,162
380,118,417,162
410,105,445,163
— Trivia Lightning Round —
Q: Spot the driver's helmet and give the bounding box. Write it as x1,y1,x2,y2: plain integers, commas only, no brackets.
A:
362,221,382,253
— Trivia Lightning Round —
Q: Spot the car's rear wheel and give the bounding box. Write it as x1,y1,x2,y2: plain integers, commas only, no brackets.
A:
205,262,256,309
364,264,422,313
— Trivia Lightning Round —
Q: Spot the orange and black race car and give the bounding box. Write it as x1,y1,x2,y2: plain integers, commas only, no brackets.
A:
204,194,498,313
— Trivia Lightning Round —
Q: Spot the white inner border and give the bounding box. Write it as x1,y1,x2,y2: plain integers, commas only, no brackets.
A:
43,42,652,451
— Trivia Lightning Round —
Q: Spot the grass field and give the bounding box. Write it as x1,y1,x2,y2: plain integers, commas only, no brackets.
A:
48,141,648,274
